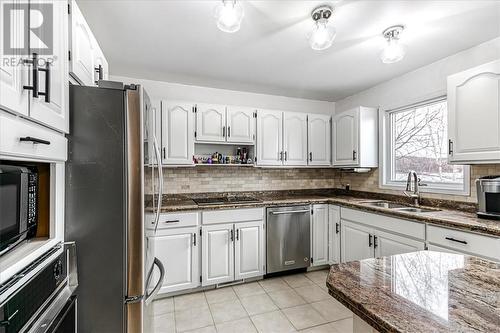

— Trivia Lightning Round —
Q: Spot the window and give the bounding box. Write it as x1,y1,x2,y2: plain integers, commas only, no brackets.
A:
382,98,469,195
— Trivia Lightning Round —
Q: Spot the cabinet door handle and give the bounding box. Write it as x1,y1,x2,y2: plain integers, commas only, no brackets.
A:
164,219,180,224
368,234,373,247
309,152,313,161
37,62,50,103
230,229,234,242
23,53,39,98
95,64,103,83
373,235,378,248
335,223,340,234
448,140,454,156
227,126,231,137
222,126,226,137
236,229,239,241
19,136,50,145
193,233,197,246
352,150,357,160
445,237,467,245
284,151,287,161
280,151,283,161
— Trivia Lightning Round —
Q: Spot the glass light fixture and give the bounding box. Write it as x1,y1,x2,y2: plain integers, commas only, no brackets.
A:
380,25,406,64
214,0,244,33
308,5,336,51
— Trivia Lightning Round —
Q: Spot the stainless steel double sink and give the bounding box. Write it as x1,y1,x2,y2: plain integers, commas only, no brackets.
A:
359,200,439,213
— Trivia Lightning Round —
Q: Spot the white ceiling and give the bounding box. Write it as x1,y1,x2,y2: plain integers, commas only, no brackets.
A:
77,0,500,102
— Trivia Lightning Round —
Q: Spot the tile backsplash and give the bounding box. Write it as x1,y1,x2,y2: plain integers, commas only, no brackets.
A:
147,166,337,194
149,164,500,203
333,164,500,203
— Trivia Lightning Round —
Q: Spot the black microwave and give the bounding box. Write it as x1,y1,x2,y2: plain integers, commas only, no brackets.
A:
0,165,38,256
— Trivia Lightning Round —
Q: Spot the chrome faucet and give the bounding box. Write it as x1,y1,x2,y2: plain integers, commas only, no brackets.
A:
404,171,426,206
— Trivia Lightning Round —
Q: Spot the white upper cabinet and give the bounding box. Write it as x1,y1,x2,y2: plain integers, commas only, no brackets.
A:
447,60,500,164
257,109,283,166
311,204,329,266
69,0,94,86
195,103,226,142
69,0,109,87
333,107,378,168
234,221,264,280
0,0,28,116
308,114,331,166
29,0,69,133
226,106,255,144
283,112,308,166
161,100,194,165
328,205,341,265
333,109,357,166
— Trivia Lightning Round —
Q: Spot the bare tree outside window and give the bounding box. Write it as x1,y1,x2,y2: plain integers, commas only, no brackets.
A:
390,100,464,184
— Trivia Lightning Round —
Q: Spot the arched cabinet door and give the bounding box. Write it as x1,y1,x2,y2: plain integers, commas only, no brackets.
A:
227,106,255,144
161,100,194,165
195,103,226,142
283,112,308,166
448,60,500,163
308,114,331,166
256,109,283,166
333,109,358,166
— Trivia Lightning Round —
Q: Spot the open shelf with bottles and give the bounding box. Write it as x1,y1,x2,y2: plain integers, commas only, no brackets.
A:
193,142,255,166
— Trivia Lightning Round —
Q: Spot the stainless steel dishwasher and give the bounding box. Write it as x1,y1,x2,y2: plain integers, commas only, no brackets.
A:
266,205,311,274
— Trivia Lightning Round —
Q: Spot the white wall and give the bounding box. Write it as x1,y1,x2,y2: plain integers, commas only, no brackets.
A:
111,75,335,115
335,37,500,113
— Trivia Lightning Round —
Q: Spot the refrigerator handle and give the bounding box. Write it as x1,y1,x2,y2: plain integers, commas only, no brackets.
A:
153,134,163,232
144,257,165,305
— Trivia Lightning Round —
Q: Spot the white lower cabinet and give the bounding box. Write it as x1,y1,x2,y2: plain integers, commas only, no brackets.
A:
341,220,374,262
202,224,235,286
152,227,200,294
311,204,329,266
235,221,264,279
328,205,341,264
340,208,426,263
201,210,264,286
374,229,425,257
427,225,500,261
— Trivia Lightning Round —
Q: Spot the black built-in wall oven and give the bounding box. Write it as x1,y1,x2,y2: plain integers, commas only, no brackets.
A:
0,243,78,333
0,165,38,256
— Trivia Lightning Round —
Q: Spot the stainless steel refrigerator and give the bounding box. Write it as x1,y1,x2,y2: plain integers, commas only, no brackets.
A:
65,82,165,332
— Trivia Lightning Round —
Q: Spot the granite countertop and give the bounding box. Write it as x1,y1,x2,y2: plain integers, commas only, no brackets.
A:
326,251,500,333
149,190,500,237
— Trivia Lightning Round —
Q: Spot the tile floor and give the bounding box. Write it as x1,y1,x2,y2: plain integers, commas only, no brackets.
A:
151,269,354,333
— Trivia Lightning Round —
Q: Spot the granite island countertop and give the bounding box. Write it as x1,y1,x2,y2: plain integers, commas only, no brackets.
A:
149,190,500,237
326,251,500,333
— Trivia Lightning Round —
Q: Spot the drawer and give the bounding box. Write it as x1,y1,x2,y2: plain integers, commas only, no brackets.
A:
156,212,199,229
341,207,425,240
0,112,67,161
202,208,264,225
427,225,500,261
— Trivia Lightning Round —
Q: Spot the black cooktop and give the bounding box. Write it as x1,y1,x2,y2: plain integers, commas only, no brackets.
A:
193,196,261,206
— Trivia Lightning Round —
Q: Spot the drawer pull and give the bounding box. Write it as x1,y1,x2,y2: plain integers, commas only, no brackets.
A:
164,219,180,224
445,237,467,245
19,136,51,145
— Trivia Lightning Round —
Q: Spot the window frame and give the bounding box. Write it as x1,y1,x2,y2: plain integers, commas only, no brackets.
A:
379,96,470,196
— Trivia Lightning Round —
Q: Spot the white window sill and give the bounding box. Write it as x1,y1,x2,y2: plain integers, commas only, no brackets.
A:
379,182,470,196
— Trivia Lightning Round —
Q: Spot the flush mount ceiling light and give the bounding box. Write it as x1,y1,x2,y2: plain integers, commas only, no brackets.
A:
308,5,336,51
380,25,406,64
214,0,244,33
